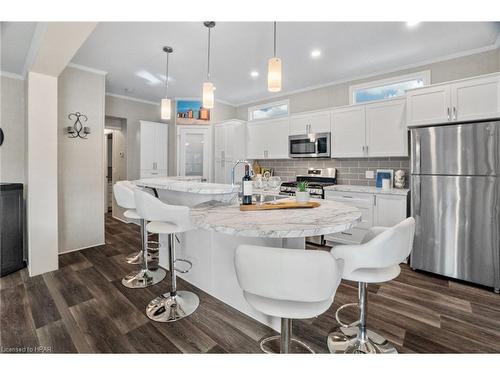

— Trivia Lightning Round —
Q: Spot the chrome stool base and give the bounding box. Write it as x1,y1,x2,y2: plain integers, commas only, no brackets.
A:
121,267,166,289
260,336,314,354
125,250,143,264
146,291,199,322
327,326,397,354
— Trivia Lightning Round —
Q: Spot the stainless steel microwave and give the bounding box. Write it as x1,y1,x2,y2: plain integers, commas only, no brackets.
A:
289,132,331,158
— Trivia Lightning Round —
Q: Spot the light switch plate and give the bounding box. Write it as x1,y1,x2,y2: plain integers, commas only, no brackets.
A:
365,170,375,179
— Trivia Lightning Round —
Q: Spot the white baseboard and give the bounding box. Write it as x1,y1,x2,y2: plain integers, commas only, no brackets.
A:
58,242,105,255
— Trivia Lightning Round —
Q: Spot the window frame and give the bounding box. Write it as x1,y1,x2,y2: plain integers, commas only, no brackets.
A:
349,70,431,105
247,99,290,121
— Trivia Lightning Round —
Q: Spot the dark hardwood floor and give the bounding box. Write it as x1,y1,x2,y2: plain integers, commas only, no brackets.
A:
1,215,500,353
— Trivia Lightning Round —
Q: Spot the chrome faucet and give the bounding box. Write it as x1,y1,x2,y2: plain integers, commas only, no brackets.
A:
231,160,254,186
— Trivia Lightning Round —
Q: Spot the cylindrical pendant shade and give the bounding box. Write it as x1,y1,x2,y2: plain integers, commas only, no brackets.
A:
203,81,215,109
267,57,282,92
161,98,171,120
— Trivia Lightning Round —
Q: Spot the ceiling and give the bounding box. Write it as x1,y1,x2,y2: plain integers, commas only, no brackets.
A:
1,22,37,75
2,22,500,105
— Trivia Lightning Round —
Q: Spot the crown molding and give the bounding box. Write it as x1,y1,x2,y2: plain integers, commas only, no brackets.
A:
67,63,107,76
0,71,25,80
106,92,160,106
234,40,500,107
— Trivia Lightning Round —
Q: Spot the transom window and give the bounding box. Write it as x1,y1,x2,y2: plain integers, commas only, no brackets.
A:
248,100,289,121
349,71,431,104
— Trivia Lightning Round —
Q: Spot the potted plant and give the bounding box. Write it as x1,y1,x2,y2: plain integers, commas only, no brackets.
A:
295,181,310,203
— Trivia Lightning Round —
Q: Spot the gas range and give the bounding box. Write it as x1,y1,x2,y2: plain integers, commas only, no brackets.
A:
280,168,337,199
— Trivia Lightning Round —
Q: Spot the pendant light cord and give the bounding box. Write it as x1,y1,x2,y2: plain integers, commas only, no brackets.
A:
273,21,277,57
207,27,211,81
165,51,170,97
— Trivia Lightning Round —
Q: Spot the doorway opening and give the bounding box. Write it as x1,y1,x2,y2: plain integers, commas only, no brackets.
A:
104,116,127,222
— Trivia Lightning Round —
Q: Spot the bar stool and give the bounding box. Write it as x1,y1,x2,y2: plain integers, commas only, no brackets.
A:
134,189,199,322
327,217,415,354
112,182,166,288
113,180,146,265
235,244,343,354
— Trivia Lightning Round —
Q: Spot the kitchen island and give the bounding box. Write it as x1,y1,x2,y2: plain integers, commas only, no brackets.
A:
135,178,361,330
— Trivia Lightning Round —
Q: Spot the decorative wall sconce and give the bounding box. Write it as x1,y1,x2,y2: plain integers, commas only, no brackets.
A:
67,112,90,139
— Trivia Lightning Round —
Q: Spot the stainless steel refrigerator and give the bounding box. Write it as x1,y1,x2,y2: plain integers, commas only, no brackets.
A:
410,121,500,292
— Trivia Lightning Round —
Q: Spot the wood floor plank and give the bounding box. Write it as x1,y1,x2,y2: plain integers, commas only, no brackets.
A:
0,284,39,350
50,267,94,307
42,272,91,353
126,323,182,353
36,320,77,353
24,275,61,329
76,266,149,335
69,298,136,353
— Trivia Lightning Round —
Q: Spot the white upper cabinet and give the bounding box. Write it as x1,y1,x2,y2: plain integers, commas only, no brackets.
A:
365,98,407,157
246,118,289,159
214,120,246,184
289,110,331,135
406,84,451,126
331,105,366,158
140,121,168,178
406,73,500,126
451,75,500,122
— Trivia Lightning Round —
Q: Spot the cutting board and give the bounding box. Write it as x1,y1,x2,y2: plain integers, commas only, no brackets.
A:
239,201,320,211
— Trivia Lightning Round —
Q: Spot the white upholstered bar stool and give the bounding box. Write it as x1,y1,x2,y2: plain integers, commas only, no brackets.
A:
112,181,166,288
235,244,343,354
114,181,144,265
134,189,199,322
327,217,415,354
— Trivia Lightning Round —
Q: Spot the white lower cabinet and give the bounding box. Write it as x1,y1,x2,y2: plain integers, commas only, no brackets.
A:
325,189,408,245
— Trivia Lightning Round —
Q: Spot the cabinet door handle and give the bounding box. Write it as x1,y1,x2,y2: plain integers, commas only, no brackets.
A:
342,195,353,199
374,195,377,206
447,107,451,121
365,145,368,154
340,232,353,236
453,106,457,120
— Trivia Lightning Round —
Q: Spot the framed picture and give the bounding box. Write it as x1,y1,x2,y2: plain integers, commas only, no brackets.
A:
376,169,393,188
176,100,210,125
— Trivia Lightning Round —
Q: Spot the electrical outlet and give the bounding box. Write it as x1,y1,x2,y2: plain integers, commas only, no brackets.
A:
365,170,375,179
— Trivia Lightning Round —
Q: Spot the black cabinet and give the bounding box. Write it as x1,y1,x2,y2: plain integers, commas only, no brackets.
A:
1,183,25,276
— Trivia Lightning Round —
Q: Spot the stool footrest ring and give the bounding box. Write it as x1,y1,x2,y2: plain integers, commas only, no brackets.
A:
174,258,192,273
335,303,360,328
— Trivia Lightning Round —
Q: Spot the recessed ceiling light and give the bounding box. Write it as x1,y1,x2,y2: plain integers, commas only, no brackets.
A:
406,21,421,28
311,49,322,58
250,70,259,78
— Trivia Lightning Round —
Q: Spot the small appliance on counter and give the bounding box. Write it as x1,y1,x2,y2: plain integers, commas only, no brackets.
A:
280,168,336,245
1,183,25,276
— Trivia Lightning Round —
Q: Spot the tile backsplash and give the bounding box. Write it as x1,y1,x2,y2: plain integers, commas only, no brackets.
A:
255,157,410,187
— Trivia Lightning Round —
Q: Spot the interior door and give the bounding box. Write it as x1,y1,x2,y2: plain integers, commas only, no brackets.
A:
411,175,500,288
331,106,366,157
178,127,211,181
366,99,407,157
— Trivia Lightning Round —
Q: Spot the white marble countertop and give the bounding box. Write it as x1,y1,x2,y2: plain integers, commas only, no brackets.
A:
324,184,410,196
135,178,239,195
190,198,361,238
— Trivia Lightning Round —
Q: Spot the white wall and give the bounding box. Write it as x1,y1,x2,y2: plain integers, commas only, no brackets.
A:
236,48,500,118
0,76,26,183
58,67,105,253
26,72,59,276
105,95,168,179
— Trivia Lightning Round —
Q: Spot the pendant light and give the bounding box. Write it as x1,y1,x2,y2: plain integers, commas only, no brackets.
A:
160,46,173,120
268,21,282,92
203,21,216,109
